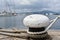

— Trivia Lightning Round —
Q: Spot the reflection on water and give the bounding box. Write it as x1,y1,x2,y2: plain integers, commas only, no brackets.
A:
0,14,60,30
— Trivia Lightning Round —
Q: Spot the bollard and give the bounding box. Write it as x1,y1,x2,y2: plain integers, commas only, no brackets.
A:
23,14,58,40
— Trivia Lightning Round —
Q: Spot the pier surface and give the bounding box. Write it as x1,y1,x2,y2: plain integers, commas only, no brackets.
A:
0,29,60,40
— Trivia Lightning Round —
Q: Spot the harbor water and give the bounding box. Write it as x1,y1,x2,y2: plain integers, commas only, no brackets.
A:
0,13,60,30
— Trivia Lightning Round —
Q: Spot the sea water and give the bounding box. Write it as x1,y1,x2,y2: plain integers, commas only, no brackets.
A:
0,13,60,30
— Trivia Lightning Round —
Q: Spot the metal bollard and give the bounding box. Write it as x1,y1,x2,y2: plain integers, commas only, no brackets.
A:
23,14,59,40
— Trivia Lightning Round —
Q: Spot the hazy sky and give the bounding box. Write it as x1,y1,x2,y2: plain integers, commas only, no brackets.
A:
0,0,60,12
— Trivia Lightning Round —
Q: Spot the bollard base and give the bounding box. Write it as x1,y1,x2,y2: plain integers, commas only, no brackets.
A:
28,32,52,40
29,35,52,40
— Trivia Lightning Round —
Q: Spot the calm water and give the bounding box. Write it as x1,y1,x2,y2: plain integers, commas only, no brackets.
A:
0,13,60,30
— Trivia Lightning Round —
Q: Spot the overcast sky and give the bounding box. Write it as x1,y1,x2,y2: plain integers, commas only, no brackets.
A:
0,0,60,12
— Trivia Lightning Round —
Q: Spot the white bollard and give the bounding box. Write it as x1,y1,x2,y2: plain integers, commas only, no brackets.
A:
23,14,50,39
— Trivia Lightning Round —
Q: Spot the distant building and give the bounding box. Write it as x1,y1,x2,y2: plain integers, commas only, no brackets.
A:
49,13,53,15
45,13,49,15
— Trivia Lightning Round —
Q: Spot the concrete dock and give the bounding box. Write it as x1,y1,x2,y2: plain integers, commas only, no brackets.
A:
0,29,59,40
